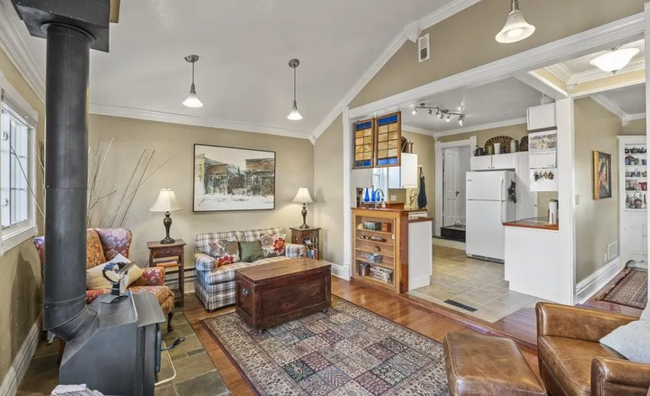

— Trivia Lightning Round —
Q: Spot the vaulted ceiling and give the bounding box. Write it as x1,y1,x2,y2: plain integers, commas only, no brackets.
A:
2,0,454,138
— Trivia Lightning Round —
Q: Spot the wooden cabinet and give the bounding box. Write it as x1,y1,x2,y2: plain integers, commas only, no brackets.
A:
527,103,556,131
147,239,186,307
352,208,408,294
290,227,320,259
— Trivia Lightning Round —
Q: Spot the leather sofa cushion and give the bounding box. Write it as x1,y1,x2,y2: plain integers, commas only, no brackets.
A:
444,332,545,396
538,336,625,396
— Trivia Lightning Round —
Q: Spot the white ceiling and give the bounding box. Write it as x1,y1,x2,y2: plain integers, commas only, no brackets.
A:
3,0,454,136
599,84,646,115
401,78,543,133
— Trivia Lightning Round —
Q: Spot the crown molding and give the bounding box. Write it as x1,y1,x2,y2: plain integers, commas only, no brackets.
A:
433,118,527,139
402,124,434,136
545,64,573,83
591,94,628,120
90,104,312,140
349,12,644,119
624,112,646,122
0,0,45,102
311,0,481,142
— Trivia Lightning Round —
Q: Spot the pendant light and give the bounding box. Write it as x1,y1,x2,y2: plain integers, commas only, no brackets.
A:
287,59,303,120
590,47,640,74
495,0,536,44
183,55,203,108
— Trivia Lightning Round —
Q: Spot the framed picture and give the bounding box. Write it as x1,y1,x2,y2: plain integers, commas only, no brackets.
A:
193,144,276,212
593,151,612,200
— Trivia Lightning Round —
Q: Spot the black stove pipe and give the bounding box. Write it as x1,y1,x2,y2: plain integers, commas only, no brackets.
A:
43,24,96,341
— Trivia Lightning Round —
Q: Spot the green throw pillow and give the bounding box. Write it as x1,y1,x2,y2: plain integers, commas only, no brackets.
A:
239,240,264,262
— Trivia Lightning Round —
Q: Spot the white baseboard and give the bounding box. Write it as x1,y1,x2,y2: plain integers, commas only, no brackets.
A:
575,257,624,304
0,315,42,396
329,261,350,281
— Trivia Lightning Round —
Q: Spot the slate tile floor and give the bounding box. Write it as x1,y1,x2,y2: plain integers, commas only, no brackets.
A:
17,310,231,396
410,246,546,323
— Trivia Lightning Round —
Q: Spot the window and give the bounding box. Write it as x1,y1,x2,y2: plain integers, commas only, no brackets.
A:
0,99,36,251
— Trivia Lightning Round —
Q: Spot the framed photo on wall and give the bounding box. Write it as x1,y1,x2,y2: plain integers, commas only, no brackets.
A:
193,144,276,212
593,151,612,200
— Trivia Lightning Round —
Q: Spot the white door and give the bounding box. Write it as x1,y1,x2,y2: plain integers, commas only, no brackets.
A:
466,200,506,261
443,148,460,227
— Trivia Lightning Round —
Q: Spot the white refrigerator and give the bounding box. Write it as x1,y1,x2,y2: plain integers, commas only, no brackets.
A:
466,170,516,262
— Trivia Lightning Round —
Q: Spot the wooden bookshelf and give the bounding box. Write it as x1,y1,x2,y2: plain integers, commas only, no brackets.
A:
352,208,408,294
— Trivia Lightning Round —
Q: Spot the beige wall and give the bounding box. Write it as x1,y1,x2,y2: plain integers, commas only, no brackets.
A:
313,115,344,264
351,0,645,108
574,98,620,282
88,115,314,267
437,123,528,147
0,48,44,384
621,119,646,135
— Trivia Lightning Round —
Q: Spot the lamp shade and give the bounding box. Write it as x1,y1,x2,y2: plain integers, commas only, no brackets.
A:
495,0,535,44
150,189,183,212
292,187,314,204
590,48,640,74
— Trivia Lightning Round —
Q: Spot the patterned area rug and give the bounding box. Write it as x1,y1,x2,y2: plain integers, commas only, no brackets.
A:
202,297,450,396
596,269,648,309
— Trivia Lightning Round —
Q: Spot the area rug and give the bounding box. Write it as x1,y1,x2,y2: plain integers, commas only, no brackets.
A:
595,269,648,309
202,297,450,396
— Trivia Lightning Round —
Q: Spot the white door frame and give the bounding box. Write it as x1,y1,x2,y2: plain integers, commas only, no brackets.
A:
342,12,644,301
644,2,650,293
434,137,476,236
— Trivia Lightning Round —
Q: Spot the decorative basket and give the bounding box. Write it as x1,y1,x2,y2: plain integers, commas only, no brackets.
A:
365,253,383,264
519,136,529,152
369,266,392,283
485,136,514,154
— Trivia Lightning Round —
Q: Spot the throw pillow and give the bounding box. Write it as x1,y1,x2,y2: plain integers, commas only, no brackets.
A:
641,304,650,321
600,320,650,364
86,254,144,290
259,233,286,258
208,239,240,263
239,240,265,262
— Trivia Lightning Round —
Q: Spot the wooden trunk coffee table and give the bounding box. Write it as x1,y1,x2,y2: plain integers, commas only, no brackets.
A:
235,258,331,331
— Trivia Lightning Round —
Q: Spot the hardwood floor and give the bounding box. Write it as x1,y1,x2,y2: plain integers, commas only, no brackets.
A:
184,277,541,396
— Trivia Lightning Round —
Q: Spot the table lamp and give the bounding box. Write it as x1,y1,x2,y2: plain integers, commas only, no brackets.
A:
292,187,314,229
150,188,183,244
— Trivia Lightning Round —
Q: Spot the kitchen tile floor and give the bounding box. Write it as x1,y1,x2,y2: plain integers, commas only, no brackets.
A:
410,245,546,323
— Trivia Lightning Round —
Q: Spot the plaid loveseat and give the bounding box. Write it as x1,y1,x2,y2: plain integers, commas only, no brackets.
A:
194,227,305,311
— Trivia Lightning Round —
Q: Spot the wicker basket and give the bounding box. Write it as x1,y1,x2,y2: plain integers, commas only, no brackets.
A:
485,136,514,154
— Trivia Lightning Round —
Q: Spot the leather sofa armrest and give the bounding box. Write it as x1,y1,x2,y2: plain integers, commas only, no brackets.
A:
591,357,650,396
536,303,636,342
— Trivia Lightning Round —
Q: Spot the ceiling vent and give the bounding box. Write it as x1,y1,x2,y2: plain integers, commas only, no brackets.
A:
418,33,430,62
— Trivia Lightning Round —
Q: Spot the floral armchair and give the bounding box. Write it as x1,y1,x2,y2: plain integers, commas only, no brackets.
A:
34,228,176,331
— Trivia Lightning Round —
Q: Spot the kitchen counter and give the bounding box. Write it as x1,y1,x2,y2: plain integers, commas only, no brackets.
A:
357,205,427,213
503,217,558,231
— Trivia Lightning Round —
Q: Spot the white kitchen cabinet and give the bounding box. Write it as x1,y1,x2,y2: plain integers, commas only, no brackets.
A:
470,156,492,170
527,103,556,131
388,153,418,189
492,154,517,170
352,168,373,188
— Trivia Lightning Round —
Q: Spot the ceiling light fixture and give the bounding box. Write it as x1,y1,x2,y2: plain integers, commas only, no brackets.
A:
412,108,418,115
182,55,203,108
589,47,640,74
495,0,536,44
412,104,466,125
287,59,303,120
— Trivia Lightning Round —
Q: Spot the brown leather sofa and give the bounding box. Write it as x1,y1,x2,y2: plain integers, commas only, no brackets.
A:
536,303,650,396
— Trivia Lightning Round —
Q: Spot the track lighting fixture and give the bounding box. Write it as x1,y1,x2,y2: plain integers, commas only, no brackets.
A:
411,103,466,126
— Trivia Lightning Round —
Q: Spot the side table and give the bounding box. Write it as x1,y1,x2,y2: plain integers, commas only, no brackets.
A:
147,239,186,307
290,227,321,260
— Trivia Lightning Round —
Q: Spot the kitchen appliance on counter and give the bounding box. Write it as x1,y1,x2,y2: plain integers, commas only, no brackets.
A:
466,170,517,262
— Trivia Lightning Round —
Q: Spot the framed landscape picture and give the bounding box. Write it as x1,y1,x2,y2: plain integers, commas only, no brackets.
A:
193,144,276,212
593,151,611,200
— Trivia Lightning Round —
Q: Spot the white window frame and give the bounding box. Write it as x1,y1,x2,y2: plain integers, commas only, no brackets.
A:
0,71,38,254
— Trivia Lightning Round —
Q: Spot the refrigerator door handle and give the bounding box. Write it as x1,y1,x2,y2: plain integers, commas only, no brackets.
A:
500,177,505,223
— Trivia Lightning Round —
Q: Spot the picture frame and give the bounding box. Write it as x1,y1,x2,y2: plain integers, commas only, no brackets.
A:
193,144,276,212
593,151,612,200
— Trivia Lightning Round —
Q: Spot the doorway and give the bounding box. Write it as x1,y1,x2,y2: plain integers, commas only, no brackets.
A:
441,146,471,241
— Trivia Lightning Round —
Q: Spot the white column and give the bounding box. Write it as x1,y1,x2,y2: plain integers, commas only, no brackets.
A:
556,98,576,305
341,106,352,280
645,2,650,292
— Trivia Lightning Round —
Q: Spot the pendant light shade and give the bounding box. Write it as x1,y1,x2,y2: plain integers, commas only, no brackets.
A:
495,0,536,44
287,59,302,121
590,48,640,74
183,55,203,108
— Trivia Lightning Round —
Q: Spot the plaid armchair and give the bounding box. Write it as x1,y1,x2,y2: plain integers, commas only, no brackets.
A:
34,228,176,331
194,227,305,311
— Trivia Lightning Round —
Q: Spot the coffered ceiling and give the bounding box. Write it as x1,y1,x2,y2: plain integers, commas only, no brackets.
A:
1,0,455,138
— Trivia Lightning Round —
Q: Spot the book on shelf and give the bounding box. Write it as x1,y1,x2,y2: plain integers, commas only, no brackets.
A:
305,249,319,260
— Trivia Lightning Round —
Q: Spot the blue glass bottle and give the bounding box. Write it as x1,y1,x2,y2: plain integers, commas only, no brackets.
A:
363,188,370,203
